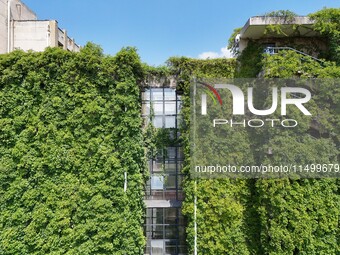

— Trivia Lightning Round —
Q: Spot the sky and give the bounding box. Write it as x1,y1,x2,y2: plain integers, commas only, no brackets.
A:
23,0,339,66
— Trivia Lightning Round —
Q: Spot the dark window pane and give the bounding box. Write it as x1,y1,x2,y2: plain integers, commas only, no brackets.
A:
166,147,176,159
165,245,177,254
164,208,177,224
164,161,176,173
178,226,186,240
178,175,183,189
165,225,178,239
165,175,176,189
152,225,164,239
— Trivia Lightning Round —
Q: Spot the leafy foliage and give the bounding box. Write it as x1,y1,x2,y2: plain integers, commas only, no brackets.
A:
0,44,147,254
235,41,264,78
263,10,298,19
227,27,242,56
168,57,254,254
309,8,340,64
174,8,340,253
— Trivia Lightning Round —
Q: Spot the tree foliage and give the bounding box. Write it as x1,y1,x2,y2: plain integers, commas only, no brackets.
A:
309,8,340,64
0,44,147,254
176,8,340,254
168,57,253,254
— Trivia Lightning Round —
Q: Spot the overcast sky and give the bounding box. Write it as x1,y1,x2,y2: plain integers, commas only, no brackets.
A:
23,0,339,65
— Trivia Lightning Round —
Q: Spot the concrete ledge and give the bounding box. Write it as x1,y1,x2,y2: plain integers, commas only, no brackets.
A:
240,16,317,39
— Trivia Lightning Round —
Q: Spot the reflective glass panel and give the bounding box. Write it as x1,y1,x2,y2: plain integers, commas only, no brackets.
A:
151,175,164,190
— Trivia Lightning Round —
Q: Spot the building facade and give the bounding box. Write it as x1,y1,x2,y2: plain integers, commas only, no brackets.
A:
237,16,326,58
0,0,79,54
142,78,187,255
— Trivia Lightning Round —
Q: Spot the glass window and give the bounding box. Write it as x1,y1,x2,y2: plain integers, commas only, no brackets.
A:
178,226,186,240
165,116,176,128
177,161,184,171
165,240,179,254
177,214,185,226
152,225,164,239
164,208,177,224
144,86,186,253
165,175,176,189
151,240,164,254
164,161,176,173
152,161,163,173
153,102,163,115
165,245,177,254
178,175,183,189
153,116,163,128
164,102,176,114
151,175,164,190
142,116,149,126
165,225,178,239
166,147,176,159
164,88,176,100
151,89,163,101
154,209,164,225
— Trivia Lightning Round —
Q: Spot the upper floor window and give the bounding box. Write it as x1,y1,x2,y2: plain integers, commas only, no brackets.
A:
142,87,181,129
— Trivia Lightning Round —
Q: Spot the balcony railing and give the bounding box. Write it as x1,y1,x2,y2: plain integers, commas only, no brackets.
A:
264,46,323,63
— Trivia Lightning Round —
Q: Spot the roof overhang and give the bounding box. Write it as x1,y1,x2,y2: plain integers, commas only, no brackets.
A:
240,16,319,39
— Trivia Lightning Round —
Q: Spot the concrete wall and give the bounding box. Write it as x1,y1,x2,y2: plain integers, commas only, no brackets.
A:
9,0,37,20
12,20,80,52
13,20,50,51
0,0,7,53
0,0,37,53
1,0,80,53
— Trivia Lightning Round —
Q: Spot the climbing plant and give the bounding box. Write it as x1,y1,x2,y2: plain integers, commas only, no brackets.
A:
0,44,147,255
175,8,340,254
263,10,298,36
309,8,340,64
167,57,254,255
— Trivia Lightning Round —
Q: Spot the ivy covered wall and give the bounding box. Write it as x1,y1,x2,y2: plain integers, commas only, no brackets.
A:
170,10,340,253
0,44,147,255
0,7,339,255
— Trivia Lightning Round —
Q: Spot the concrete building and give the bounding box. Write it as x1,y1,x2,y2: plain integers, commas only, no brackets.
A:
237,16,327,58
0,0,80,54
141,15,328,255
